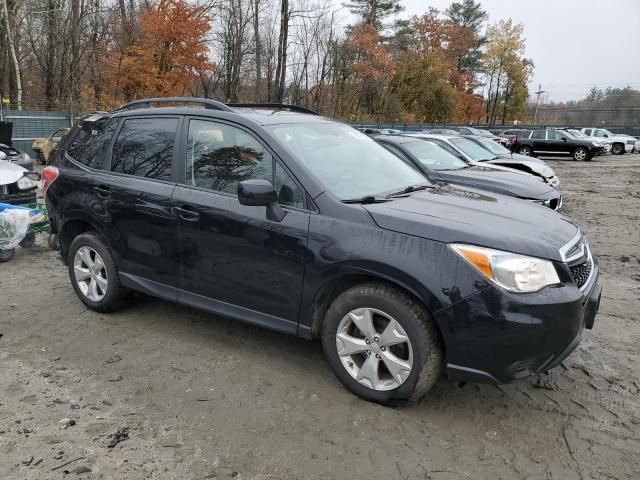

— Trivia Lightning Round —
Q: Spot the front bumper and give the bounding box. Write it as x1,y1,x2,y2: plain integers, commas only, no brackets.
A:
436,259,600,384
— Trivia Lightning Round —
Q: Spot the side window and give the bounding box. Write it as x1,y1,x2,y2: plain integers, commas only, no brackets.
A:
594,129,605,137
111,118,177,179
531,130,546,140
275,162,304,208
583,129,592,136
547,130,561,140
67,119,117,169
186,119,272,194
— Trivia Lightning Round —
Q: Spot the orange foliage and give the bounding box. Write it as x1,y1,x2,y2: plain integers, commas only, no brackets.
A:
103,0,214,104
348,24,395,83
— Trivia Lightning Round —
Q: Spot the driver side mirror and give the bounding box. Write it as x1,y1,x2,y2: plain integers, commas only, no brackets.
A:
238,179,286,222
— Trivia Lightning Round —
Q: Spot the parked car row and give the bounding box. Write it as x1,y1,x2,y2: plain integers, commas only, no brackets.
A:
41,98,601,404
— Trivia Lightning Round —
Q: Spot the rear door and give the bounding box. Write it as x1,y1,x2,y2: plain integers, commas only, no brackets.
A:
103,116,182,294
172,117,310,332
530,130,548,153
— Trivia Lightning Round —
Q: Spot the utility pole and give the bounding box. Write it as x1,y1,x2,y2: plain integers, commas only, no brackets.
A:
533,84,546,125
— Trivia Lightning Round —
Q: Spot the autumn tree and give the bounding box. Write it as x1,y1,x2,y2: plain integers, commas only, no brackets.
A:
482,19,532,124
445,0,487,74
106,0,214,104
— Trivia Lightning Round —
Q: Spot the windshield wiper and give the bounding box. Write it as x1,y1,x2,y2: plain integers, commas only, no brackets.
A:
342,195,389,204
385,184,432,198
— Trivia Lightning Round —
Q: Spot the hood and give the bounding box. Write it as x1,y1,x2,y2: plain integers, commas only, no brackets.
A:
487,154,555,180
364,186,577,262
438,165,555,199
0,159,27,184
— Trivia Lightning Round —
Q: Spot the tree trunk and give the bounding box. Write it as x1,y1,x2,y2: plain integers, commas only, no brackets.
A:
1,0,21,109
253,0,262,101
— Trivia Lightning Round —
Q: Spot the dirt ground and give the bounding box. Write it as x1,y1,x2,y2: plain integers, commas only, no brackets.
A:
1,154,639,480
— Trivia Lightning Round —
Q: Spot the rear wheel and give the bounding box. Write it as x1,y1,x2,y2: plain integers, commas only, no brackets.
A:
611,143,624,155
573,147,589,161
0,248,15,263
322,282,443,404
68,232,130,312
518,146,533,156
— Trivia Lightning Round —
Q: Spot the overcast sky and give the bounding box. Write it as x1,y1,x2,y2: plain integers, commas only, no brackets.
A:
393,0,640,101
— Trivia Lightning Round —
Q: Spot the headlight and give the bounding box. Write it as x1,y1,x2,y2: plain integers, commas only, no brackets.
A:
591,142,600,147
17,176,35,190
450,244,560,293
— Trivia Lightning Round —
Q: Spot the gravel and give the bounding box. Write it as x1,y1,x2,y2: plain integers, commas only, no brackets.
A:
0,153,639,479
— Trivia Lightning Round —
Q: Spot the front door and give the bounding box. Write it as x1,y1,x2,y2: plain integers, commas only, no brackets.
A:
173,118,310,333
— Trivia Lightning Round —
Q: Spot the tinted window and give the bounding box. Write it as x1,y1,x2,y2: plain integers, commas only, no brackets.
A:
547,130,561,140
275,162,304,208
267,124,427,200
111,118,177,179
186,119,273,194
403,140,468,171
583,129,592,136
531,130,546,139
67,118,118,169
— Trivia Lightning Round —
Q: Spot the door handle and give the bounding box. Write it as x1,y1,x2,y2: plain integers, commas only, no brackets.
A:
94,185,111,198
173,206,200,221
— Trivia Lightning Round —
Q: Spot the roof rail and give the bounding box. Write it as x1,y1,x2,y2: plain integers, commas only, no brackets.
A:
114,97,233,112
226,103,319,115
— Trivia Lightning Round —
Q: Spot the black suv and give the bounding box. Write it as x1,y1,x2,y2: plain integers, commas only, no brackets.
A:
514,129,605,161
44,98,601,403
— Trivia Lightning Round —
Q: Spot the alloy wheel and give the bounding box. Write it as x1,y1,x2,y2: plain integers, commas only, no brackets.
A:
335,307,413,391
519,147,532,156
574,149,587,161
73,246,108,301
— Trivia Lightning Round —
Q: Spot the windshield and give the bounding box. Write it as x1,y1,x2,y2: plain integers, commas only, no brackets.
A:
476,129,495,138
449,137,494,161
403,140,468,171
472,137,509,155
563,130,580,139
267,124,428,199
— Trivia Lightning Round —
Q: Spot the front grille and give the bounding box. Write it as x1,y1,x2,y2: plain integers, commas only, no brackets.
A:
570,261,592,288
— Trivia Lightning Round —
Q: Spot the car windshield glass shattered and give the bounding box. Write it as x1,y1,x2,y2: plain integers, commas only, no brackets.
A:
267,124,429,200
403,140,468,171
449,137,494,161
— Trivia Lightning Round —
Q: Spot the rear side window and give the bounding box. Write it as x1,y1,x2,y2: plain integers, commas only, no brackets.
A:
67,119,117,169
531,130,546,139
583,129,592,136
111,118,178,180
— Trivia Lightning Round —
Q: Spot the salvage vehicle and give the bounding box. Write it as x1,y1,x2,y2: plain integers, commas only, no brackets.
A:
32,127,70,164
408,133,560,190
580,128,634,155
461,135,559,187
514,129,605,161
450,126,511,148
44,98,600,403
0,142,33,170
562,129,611,155
376,135,562,209
0,153,38,206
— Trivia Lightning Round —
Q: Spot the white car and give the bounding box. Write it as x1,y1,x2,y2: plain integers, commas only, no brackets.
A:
580,128,634,155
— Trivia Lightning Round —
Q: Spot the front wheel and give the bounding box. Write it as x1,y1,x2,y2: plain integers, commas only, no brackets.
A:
573,147,589,161
322,283,443,404
67,232,130,312
19,232,36,248
518,146,533,156
611,143,624,155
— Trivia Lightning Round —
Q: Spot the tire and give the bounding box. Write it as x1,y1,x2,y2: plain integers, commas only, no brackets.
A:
48,233,60,250
19,232,36,248
322,282,443,404
517,146,533,156
573,147,589,161
0,248,15,263
611,143,624,155
67,231,130,312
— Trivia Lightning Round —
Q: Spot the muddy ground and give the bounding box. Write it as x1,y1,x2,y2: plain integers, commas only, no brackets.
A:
1,154,639,480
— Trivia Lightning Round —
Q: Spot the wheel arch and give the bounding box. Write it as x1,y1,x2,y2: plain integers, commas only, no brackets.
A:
305,263,445,351
59,214,107,263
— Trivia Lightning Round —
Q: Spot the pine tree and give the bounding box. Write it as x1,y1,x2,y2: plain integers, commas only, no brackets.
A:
445,0,488,73
343,0,404,29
